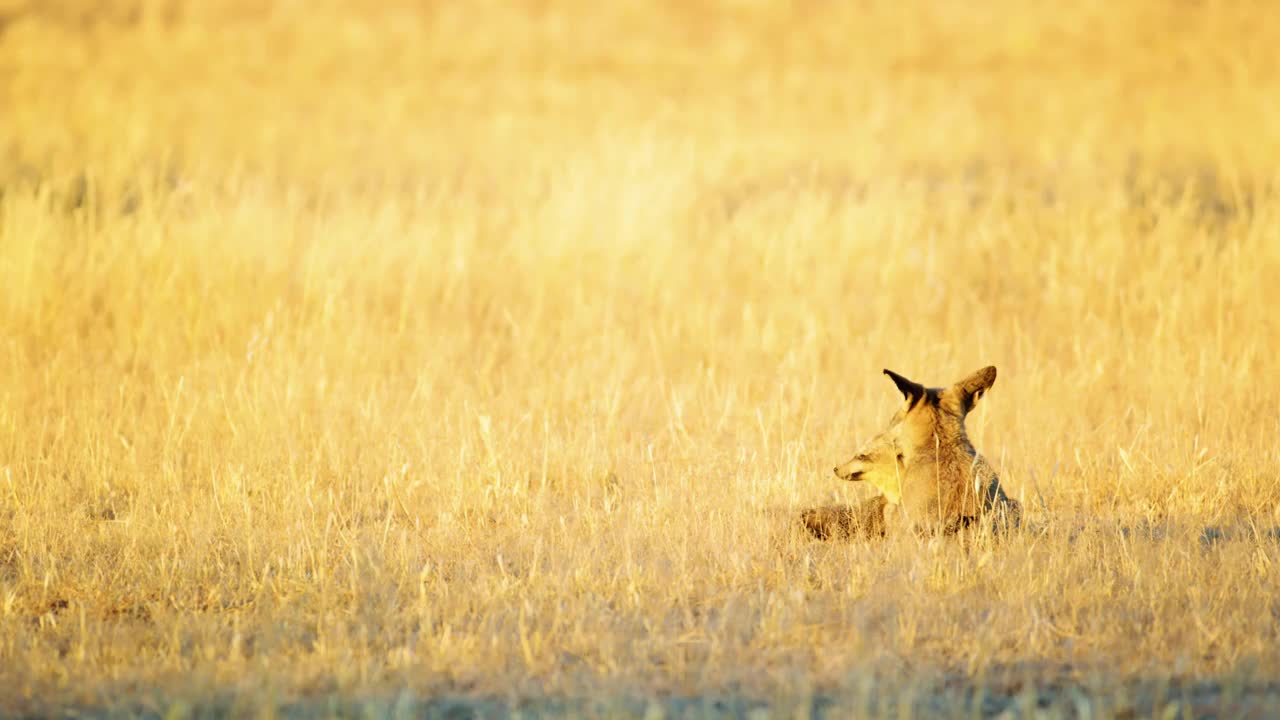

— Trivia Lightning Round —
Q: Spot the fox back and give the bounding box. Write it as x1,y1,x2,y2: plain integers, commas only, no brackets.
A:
880,366,1020,535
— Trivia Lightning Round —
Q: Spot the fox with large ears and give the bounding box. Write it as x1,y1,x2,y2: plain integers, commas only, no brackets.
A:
847,366,1021,537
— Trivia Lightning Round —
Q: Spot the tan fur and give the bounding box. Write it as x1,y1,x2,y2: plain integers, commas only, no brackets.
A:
882,366,1022,536
832,420,905,503
799,496,888,540
798,367,1020,541
795,419,903,540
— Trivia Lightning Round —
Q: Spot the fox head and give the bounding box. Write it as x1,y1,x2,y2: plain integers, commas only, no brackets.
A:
881,365,997,461
833,418,907,503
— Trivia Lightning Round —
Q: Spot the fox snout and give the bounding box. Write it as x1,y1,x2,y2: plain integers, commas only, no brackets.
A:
834,457,869,481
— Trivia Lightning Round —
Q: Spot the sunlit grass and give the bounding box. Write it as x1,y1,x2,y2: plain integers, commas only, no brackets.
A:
1,0,1279,716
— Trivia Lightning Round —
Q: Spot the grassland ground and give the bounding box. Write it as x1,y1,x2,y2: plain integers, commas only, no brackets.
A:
2,0,1280,717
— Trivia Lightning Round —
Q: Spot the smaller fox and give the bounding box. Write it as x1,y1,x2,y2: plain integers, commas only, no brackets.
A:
800,423,903,540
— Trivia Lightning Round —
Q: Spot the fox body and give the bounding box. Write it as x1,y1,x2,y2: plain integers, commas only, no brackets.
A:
810,366,1020,540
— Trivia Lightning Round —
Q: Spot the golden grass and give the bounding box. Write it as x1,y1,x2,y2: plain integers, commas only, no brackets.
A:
2,0,1280,716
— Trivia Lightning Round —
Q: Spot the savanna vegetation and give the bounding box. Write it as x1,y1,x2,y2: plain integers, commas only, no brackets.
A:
2,0,1279,716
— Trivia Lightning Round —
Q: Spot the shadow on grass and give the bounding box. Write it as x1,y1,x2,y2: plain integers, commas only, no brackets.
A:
24,664,1280,719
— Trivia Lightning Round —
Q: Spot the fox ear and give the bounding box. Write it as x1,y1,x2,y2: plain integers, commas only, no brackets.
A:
949,366,997,411
884,369,926,408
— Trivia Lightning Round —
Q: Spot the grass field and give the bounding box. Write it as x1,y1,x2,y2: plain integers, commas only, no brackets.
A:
3,0,1280,717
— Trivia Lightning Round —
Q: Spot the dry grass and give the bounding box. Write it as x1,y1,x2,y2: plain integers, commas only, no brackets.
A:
2,0,1280,716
